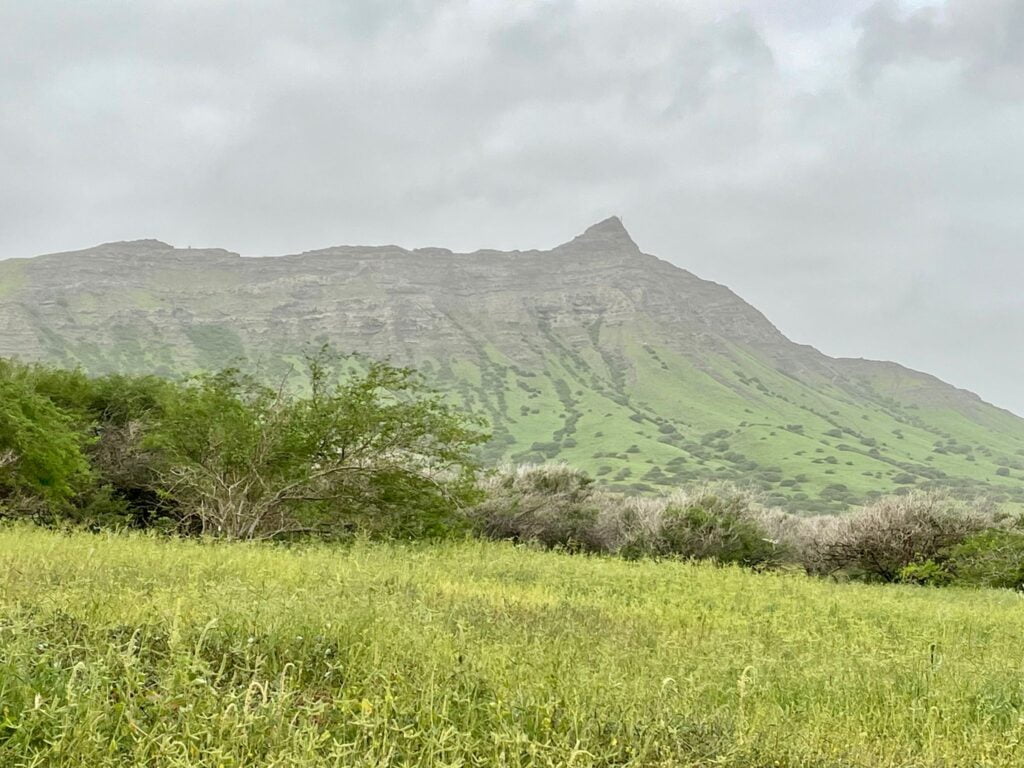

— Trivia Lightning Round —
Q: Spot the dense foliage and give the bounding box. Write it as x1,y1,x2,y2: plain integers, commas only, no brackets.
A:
0,355,486,538
900,529,1024,589
0,361,90,507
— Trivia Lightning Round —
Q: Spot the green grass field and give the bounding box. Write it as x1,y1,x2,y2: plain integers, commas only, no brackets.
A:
3,526,1024,767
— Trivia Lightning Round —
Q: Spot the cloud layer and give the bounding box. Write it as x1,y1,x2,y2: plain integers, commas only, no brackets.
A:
1,0,1022,414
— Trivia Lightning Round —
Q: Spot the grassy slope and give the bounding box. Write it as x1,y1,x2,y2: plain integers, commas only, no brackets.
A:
3,527,1024,767
425,329,1024,513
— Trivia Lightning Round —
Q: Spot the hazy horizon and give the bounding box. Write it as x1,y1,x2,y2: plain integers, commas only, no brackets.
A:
1,0,1021,415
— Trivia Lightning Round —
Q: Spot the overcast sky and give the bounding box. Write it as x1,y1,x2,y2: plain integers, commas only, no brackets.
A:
1,0,1021,415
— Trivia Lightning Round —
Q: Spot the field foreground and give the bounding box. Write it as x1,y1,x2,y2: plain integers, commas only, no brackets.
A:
2,528,1024,767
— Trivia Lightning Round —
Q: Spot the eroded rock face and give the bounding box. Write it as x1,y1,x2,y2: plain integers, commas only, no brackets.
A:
2,217,1022,511
0,217,790,371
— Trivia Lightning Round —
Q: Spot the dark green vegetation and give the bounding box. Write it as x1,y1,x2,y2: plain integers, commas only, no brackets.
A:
3,219,1024,512
0,355,485,538
900,529,1024,590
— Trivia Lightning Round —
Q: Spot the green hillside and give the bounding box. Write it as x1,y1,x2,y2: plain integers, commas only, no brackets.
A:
1,219,1022,512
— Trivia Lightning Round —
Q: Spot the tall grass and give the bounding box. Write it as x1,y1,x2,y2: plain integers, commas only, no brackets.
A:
3,526,1024,766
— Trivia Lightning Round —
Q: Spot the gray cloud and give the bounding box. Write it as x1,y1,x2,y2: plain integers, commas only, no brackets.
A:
1,0,1021,415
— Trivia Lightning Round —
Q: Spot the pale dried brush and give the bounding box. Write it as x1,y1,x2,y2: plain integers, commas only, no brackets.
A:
472,466,1005,578
805,491,996,581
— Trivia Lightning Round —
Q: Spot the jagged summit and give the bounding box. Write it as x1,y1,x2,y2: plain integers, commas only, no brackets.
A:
566,216,639,251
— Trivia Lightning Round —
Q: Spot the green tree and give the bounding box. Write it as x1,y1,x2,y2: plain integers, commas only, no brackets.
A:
0,361,90,511
146,353,487,539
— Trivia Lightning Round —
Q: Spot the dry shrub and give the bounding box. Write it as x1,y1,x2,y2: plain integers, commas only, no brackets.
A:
0,449,16,470
473,465,779,565
472,463,608,552
473,466,1008,583
805,491,995,581
592,495,665,555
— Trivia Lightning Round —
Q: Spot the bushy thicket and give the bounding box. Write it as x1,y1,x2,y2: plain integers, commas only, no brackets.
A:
900,529,1024,589
471,464,1019,588
0,354,486,539
472,463,782,567
799,493,997,582
472,463,608,552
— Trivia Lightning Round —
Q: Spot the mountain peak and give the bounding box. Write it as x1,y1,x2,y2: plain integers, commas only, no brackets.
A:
569,216,639,251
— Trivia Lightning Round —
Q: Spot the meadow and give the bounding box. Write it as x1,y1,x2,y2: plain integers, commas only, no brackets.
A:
3,526,1024,767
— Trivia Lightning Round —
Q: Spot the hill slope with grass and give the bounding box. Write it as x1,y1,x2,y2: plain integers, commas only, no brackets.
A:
2,218,1023,511
4,526,1024,766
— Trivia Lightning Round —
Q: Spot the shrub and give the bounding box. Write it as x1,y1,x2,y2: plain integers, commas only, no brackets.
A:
898,558,954,587
473,471,778,567
901,530,1024,590
471,463,606,552
649,489,777,567
809,492,992,582
946,530,1024,589
2,362,189,528
0,353,487,539
0,362,91,513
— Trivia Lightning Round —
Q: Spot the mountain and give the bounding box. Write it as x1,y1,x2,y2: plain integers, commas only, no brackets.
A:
2,218,1023,512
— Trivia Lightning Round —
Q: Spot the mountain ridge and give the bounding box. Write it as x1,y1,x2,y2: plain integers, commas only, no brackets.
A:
2,219,1022,512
